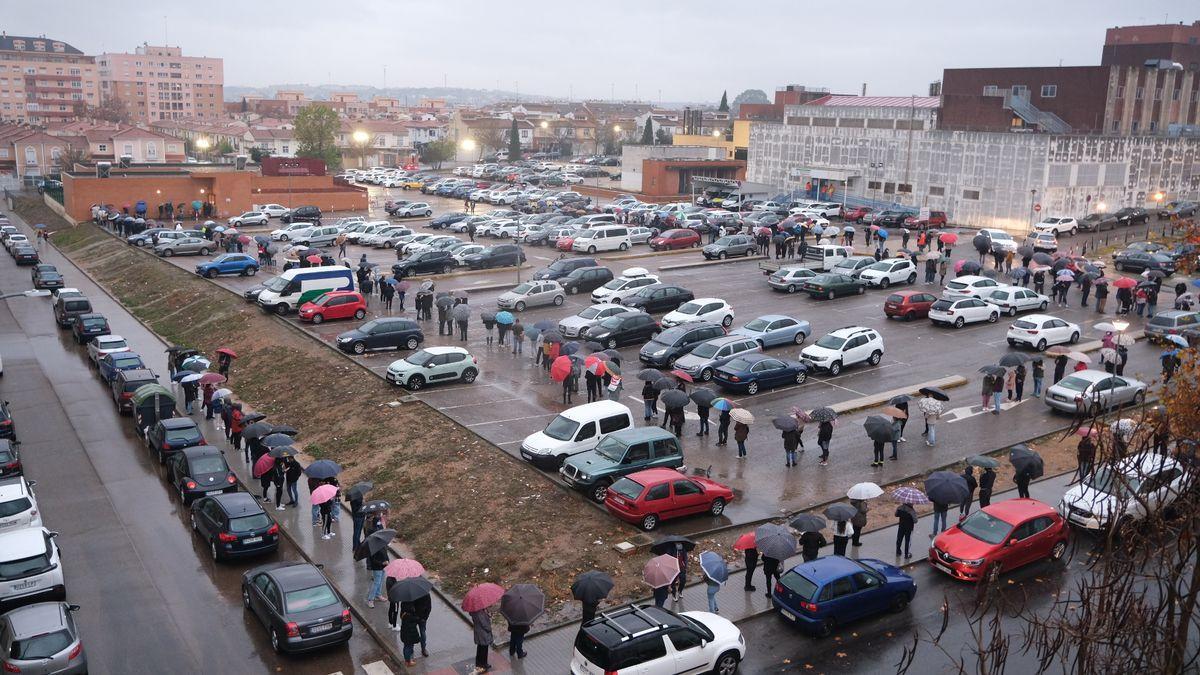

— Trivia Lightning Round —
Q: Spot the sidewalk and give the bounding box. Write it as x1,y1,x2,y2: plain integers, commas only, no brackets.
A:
510,472,1076,674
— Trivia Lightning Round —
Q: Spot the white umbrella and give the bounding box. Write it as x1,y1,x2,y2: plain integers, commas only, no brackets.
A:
847,482,884,500
212,387,232,399
918,397,944,416
730,408,755,425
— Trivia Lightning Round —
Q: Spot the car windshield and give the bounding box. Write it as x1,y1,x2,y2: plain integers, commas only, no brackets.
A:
0,497,31,518
990,232,1013,240
601,279,626,290
405,351,437,367
675,302,702,315
1044,218,1062,224
262,276,289,292
593,436,626,461
958,510,1014,545
0,551,50,580
1085,466,1139,496
512,283,533,294
314,294,334,306
1056,376,1091,392
543,415,581,441
815,335,846,349
689,342,721,358
609,477,644,500
13,630,73,660
743,318,770,332
575,230,596,239
780,569,818,600
190,456,228,475
284,583,340,613
229,513,272,533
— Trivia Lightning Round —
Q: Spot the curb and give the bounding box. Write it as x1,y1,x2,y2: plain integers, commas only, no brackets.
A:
830,375,968,415
601,247,696,262
660,255,768,271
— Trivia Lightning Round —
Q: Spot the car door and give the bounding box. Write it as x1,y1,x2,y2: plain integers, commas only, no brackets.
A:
749,359,779,386
1002,519,1042,569
1044,319,1069,344
1107,376,1134,406
823,576,860,622
668,628,710,673
198,500,221,539
850,570,889,616
432,353,465,381
650,437,682,469
668,479,709,518
843,335,869,365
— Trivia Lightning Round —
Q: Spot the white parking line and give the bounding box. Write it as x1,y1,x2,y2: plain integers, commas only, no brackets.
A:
466,412,559,427
361,662,396,675
437,396,523,410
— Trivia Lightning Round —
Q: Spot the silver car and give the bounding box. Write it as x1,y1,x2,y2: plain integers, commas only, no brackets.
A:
558,304,635,338
1043,370,1146,415
154,236,213,257
767,266,818,293
0,602,86,674
701,234,755,259
497,281,566,311
672,335,761,382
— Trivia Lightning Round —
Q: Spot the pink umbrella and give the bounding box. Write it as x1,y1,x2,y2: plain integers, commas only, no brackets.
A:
237,234,252,245
310,483,338,504
306,254,323,264
939,232,958,245
252,453,275,478
461,582,505,612
643,554,681,588
385,558,426,580
198,372,226,385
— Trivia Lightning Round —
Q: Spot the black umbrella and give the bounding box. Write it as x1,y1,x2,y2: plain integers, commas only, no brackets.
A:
689,388,717,406
240,422,273,440
601,349,622,361
261,433,293,448
268,445,298,458
650,535,696,555
978,364,1006,378
772,415,799,431
584,341,604,352
363,499,391,513
809,406,838,423
435,295,455,310
241,412,267,424
571,571,614,604
789,513,826,532
450,304,471,321
660,389,689,409
1016,244,1035,259
1145,270,1167,280
925,470,970,504
388,576,434,603
481,311,496,322
888,394,912,405
958,260,982,275
532,320,555,332
1009,444,1045,479
981,268,999,279
919,386,950,401
863,415,893,442
270,424,299,437
303,459,342,479
1051,258,1070,272
638,368,665,382
823,503,858,522
1081,263,1102,276
968,455,1000,469
346,481,374,501
541,330,563,343
997,353,1029,367
500,584,546,626
1032,252,1054,266
354,529,396,560
973,233,990,253
754,523,797,560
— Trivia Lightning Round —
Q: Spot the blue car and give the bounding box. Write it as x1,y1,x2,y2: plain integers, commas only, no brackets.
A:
772,556,916,637
730,314,812,348
98,351,146,382
195,253,259,278
713,353,809,394
430,212,468,229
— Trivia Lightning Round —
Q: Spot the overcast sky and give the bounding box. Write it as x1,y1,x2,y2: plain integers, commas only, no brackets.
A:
6,0,1196,103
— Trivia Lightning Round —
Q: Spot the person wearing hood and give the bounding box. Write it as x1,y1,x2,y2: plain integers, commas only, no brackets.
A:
1031,359,1045,398
782,426,801,467
850,499,868,547
960,466,978,517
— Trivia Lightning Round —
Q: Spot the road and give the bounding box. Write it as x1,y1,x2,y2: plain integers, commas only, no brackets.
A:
0,238,389,672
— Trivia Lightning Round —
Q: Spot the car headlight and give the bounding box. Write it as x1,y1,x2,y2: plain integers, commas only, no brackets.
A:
652,349,667,357
961,558,985,567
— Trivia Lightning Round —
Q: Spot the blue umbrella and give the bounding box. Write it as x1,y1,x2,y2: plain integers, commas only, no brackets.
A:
304,459,342,479
711,397,734,411
562,341,581,355
876,228,889,240
171,371,193,382
495,311,515,325
1192,279,1200,289
33,223,45,229
699,551,728,585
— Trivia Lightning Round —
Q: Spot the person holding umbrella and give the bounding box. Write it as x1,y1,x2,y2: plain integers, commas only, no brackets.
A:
469,599,496,673
978,466,996,507
694,396,711,436
895,501,917,559
850,498,868,547
362,532,392,608
283,456,301,507
960,466,978,517
700,551,727,613
811,408,836,466
798,528,826,562
733,533,757,592
733,414,750,459
511,319,525,355
500,584,544,660
1076,429,1097,481
572,571,613,623
717,405,731,446
781,421,801,467
754,524,794,597
481,312,496,345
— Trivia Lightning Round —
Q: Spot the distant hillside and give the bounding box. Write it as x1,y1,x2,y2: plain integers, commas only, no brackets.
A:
224,84,710,109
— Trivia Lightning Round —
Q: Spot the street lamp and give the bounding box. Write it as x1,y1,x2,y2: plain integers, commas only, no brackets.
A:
352,129,370,168
195,137,210,161
460,137,478,160
1,289,51,300
1029,188,1038,228
1097,201,1107,213
711,129,721,138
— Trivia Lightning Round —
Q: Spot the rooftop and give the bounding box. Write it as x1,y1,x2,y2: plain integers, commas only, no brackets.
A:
807,95,940,109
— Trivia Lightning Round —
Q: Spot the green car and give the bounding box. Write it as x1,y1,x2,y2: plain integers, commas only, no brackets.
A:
802,273,866,300
559,427,683,502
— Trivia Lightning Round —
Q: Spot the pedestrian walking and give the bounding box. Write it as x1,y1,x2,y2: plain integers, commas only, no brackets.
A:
1076,432,1096,482
817,419,833,466
507,620,530,661
1015,465,1033,499
895,503,916,558
832,519,850,556
850,498,868,547
705,573,721,613
511,320,524,355
471,608,493,674
922,401,940,447
799,530,825,562
734,420,749,458
782,427,801,467
960,466,977,517
761,555,781,598
365,542,388,608
978,467,995,507
938,258,948,286
743,546,758,592
931,499,949,537
670,543,689,601
1031,359,1045,397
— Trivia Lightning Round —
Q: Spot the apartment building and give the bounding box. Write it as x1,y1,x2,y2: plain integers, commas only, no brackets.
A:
0,34,100,125
98,44,223,122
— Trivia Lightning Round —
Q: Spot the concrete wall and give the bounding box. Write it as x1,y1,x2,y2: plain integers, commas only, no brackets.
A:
619,145,721,193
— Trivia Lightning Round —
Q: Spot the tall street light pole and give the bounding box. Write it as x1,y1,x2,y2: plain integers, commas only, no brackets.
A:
352,130,370,169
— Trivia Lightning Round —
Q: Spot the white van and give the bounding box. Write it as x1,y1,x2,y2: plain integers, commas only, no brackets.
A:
572,225,632,253
806,244,854,270
256,265,355,315
519,400,634,469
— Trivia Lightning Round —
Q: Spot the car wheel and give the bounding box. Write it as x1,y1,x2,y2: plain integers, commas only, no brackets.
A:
567,285,578,295
407,375,425,390
709,498,727,516
461,368,477,383
987,563,1003,583
829,361,842,376
242,586,251,609
405,337,419,350
1115,262,1124,271
274,303,289,316
553,295,565,306
746,382,759,394
607,338,618,349
270,629,284,654
856,285,865,295
204,269,217,279
515,301,526,312
1007,306,1017,317
311,313,324,324
441,265,453,274
907,273,917,284
721,314,733,328
880,278,890,289
211,541,221,562
163,249,173,257
1069,227,1077,236
793,331,807,346
699,367,713,382
640,514,659,531
619,243,629,251
815,618,836,638
590,481,611,503
199,248,210,256
865,351,882,367
1133,390,1145,406
1049,540,1066,561
988,312,998,323
587,246,597,254
279,234,289,241
352,341,366,354
890,593,910,612
786,284,796,293
714,650,740,675
827,290,836,300
718,251,727,259
954,316,965,328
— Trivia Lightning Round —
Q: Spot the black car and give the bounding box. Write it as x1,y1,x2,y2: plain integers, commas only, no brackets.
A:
391,250,455,277
638,322,726,368
462,244,526,270
11,245,38,265
241,561,352,653
560,266,614,295
30,263,56,283
1113,207,1149,225
0,439,21,477
620,284,695,314
872,210,917,227
1112,250,1175,275
428,212,468,229
191,492,280,561
0,402,14,441
1078,212,1117,232
281,205,321,224
532,257,598,281
31,268,63,290
166,445,237,504
147,417,206,464
70,313,110,345
586,312,661,349
336,318,424,354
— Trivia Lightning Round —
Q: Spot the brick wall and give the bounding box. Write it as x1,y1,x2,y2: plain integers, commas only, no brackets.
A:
940,66,1111,132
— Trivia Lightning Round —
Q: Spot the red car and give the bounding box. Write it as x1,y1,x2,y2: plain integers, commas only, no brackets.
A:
604,468,734,531
556,235,577,252
883,290,938,321
904,210,948,228
929,499,1068,583
649,229,700,251
843,206,875,223
298,291,368,324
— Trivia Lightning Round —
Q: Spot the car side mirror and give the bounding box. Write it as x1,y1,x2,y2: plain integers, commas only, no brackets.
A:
1006,538,1017,547
27,480,36,488
67,604,81,612
49,531,59,538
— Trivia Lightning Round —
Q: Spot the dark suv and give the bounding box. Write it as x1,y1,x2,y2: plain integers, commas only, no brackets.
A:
873,210,917,227
111,368,159,414
336,318,424,354
147,417,206,463
392,250,455,277
281,205,321,224
53,296,92,327
560,266,614,295
560,427,683,502
587,312,661,349
462,244,526,270
639,322,725,367
532,257,598,281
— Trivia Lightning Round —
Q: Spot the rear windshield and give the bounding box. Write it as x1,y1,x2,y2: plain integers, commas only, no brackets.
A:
1013,320,1037,329
780,569,819,600
574,631,614,670
885,294,904,304
0,497,32,518
64,301,90,311
229,513,272,533
165,428,201,443
83,318,108,329
123,380,155,392
931,300,955,311
284,584,339,613
12,630,73,660
112,355,141,367
1056,376,1090,392
1148,315,1178,326
946,281,967,290
0,551,51,581
189,456,228,475
0,449,13,464
610,477,644,500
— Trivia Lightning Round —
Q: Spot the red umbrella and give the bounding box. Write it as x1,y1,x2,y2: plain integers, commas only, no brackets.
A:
384,558,426,580
670,369,694,383
216,347,238,358
461,582,505,612
953,259,967,273
733,532,756,551
306,254,323,264
237,234,252,245
584,354,607,377
1112,277,1137,289
252,453,275,478
939,232,958,244
198,372,226,385
550,355,573,382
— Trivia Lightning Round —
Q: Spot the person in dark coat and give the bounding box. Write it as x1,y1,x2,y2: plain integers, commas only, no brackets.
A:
365,545,388,608
782,427,801,467
271,462,286,510
931,499,949,537
470,608,493,672
581,599,600,624
743,546,758,592
717,408,731,445
1053,355,1068,385
832,520,851,556
696,403,710,436
671,543,689,601
895,399,910,440
507,619,530,660
668,406,685,438
652,584,670,608
182,379,198,414
584,369,601,402
761,555,782,598
960,466,978,517
641,380,658,421
436,301,450,335
1076,433,1097,481
734,421,750,458
799,530,826,562
817,419,833,466
349,491,365,552
850,499,868,546
284,457,301,507
978,467,996,507
895,503,917,558
1015,465,1033,499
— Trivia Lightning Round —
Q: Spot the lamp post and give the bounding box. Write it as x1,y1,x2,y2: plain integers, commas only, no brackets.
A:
1,289,51,301
460,138,478,161
539,120,548,153
195,137,210,162
1029,188,1038,228
352,130,370,169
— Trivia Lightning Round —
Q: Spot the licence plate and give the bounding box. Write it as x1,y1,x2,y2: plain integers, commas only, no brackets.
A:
609,496,624,506
310,622,333,634
782,610,796,621
206,489,225,495
1052,394,1067,402
242,536,263,544
934,563,953,576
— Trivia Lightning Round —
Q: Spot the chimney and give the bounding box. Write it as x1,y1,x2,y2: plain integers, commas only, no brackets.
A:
861,83,867,96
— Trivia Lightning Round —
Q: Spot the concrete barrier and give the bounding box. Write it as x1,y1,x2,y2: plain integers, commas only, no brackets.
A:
661,255,769,271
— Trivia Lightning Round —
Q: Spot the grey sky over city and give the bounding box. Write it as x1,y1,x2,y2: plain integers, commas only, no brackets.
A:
6,0,1197,102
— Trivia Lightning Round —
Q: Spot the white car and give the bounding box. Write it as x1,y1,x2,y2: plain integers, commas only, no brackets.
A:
1034,217,1079,236
943,275,1001,299
979,228,1018,253
1058,452,1189,531
558,304,635,338
385,346,479,390
404,235,459,255
344,221,390,244
394,202,432,218
1006,314,1081,350
5,234,29,251
228,211,269,227
258,204,289,218
86,334,129,364
661,298,735,329
269,222,311,241
489,220,521,239
0,477,41,532
928,297,1001,328
560,173,584,185
394,233,438,254
570,606,744,675
450,244,485,266
986,286,1049,316
753,201,786,212
374,227,415,248
858,259,917,288
800,326,884,375
591,269,660,304
0,527,64,605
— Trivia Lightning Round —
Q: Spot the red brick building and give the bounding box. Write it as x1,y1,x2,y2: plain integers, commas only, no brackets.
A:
940,66,1112,133
1103,21,1200,70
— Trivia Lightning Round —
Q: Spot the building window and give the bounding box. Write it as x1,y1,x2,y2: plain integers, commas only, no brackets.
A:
1154,88,1163,100
929,186,945,196
867,181,882,190
1172,88,1182,101
98,144,107,152
1111,120,1120,131
1011,85,1028,97
1136,87,1144,100
146,142,157,159
897,183,913,194
1040,84,1057,98
982,85,999,96
963,189,981,200
1149,121,1158,132
123,143,133,155
1131,121,1139,132
24,147,37,165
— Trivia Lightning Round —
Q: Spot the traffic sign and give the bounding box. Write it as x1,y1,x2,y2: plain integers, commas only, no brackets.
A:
1033,203,1041,212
